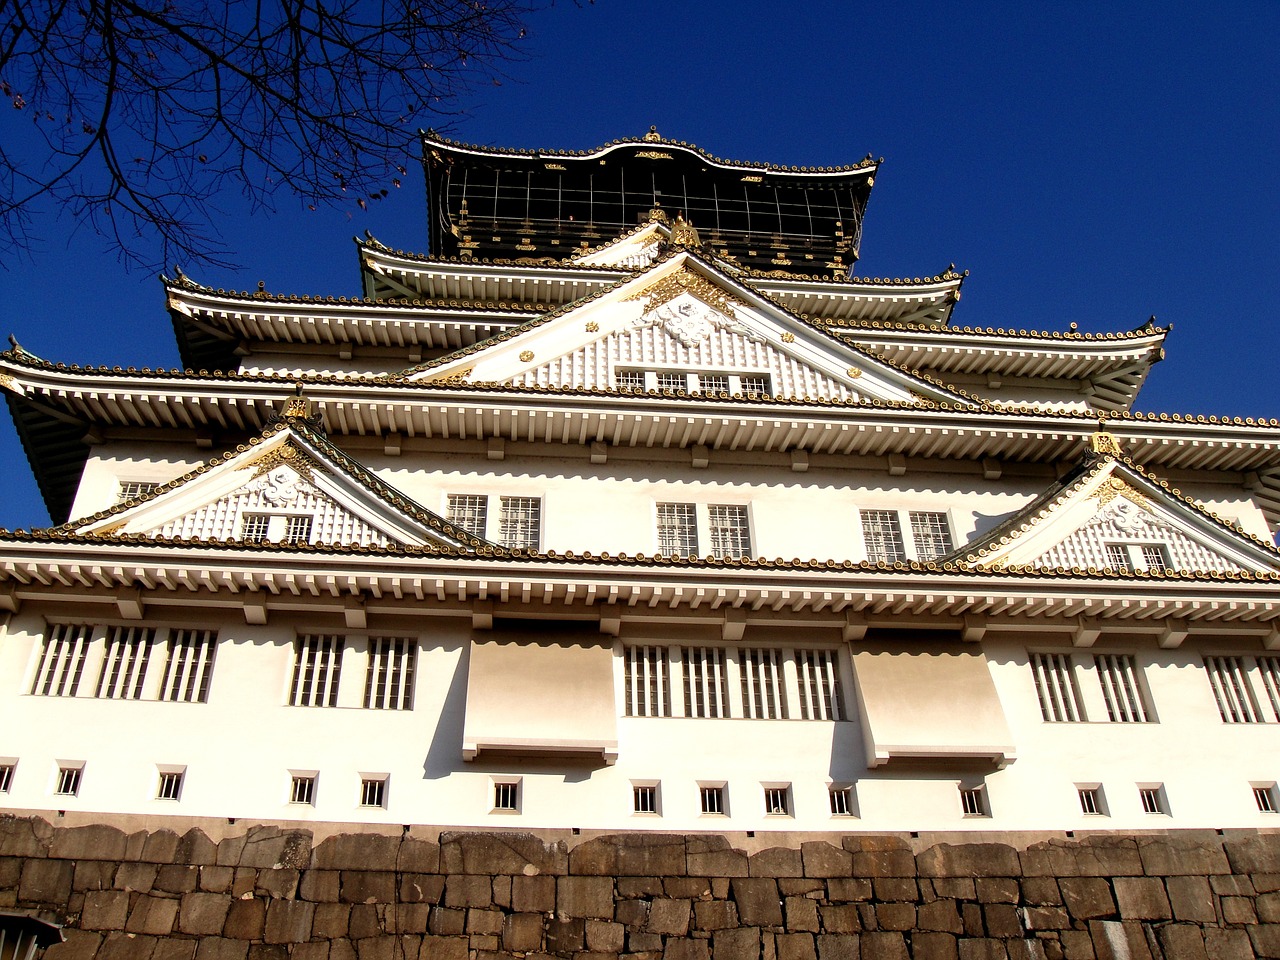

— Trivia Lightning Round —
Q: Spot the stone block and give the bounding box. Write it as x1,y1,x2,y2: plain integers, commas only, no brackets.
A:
81,889,131,930
248,948,289,960
390,902,431,935
429,906,465,936
1021,836,1142,878
546,917,585,953
441,831,567,876
872,878,916,902
981,903,1020,938
175,828,219,866
615,899,649,926
910,932,956,960
348,903,383,940
224,897,267,939
630,932,664,952
467,908,504,935
776,933,816,960
1250,925,1280,959
1020,906,1069,931
785,897,819,932
44,930,102,960
618,877,665,898
400,873,445,904
695,900,738,931
1090,920,1155,960
292,946,330,960
116,863,158,892
71,859,116,892
917,843,1019,879
314,834,403,871
1205,928,1255,960
559,876,616,920
444,874,493,908
661,879,709,900
712,928,760,960
496,912,542,951
1136,834,1229,876
778,879,823,897
731,878,783,926
842,837,915,878
255,868,299,900
917,899,961,934
955,941,1006,960
1059,877,1115,920
1212,874,1257,896
126,895,179,935
509,874,555,913
645,898,692,935
586,919,626,953
235,826,314,869
0,817,53,857
859,932,908,960
300,869,341,902
354,938,394,960
817,905,860,934
1226,834,1280,874
154,865,199,894
313,902,351,939
687,836,748,878
1222,895,1259,924
814,934,858,960
179,891,232,936
663,938,710,960
1111,877,1170,920
50,824,128,861
419,936,468,960
329,941,357,960
398,838,440,874
98,932,157,960
825,879,871,903
874,902,915,931
569,834,686,877
264,899,315,943
798,842,852,879
343,870,397,903
195,939,249,960
1261,891,1280,923
199,866,234,893
20,858,74,904
151,936,195,960
750,848,803,878
975,877,1017,903
930,878,975,900
1155,925,1207,960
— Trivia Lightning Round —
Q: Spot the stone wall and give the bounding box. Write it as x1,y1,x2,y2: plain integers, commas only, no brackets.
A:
3,815,1280,959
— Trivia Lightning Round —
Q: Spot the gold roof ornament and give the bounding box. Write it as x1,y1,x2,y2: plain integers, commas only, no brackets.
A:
642,125,662,142
669,214,702,249
275,383,326,432
1089,430,1122,457
646,205,669,223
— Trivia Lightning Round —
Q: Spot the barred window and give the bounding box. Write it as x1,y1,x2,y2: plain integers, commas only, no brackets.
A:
1030,652,1086,722
360,777,386,808
682,647,729,718
30,623,93,697
740,374,770,395
829,786,853,816
764,786,791,816
624,646,671,717
159,629,217,703
156,770,184,801
240,513,270,543
1078,787,1102,815
739,648,786,719
796,649,842,720
1254,784,1278,813
56,765,82,796
290,775,316,805
633,784,658,814
499,496,541,550
700,785,726,815
94,626,155,700
959,786,987,817
1105,544,1130,572
1139,785,1165,814
446,494,489,538
0,763,13,792
861,510,906,563
656,502,698,557
1258,657,1280,722
1094,654,1152,723
116,481,158,503
1140,544,1170,572
290,635,344,707
1204,656,1264,723
656,372,687,392
698,374,729,393
909,511,953,560
493,781,519,811
614,369,645,390
284,516,313,545
363,638,415,710
707,504,751,559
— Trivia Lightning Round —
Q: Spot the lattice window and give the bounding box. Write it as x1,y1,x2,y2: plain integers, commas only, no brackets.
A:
1030,652,1086,722
116,481,158,503
624,646,671,717
699,374,729,393
1258,657,1280,721
159,630,217,703
241,513,270,543
708,504,751,559
290,635,344,707
499,496,541,550
284,516,313,545
1141,544,1170,572
656,502,698,557
656,372,687,392
94,626,155,700
614,369,645,390
682,647,729,718
1204,656,1264,723
861,510,906,563
1094,655,1152,723
740,374,770,395
764,785,791,816
739,648,786,719
1105,544,1130,571
364,638,415,710
909,511,954,560
30,623,93,697
446,494,489,538
797,649,843,720
156,770,184,801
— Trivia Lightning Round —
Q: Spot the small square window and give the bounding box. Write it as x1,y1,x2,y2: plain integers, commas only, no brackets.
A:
1139,785,1165,815
0,762,14,793
656,372,687,392
699,374,729,394
829,785,854,817
157,770,184,801
959,785,987,817
284,516,313,545
615,370,645,390
290,774,317,805
493,780,520,812
633,784,659,815
763,785,791,817
56,765,83,797
1077,786,1103,816
1253,784,1278,813
241,513,271,543
360,776,387,808
739,374,770,395
700,784,726,815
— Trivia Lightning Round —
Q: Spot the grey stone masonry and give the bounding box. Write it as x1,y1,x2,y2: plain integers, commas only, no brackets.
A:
3,816,1280,958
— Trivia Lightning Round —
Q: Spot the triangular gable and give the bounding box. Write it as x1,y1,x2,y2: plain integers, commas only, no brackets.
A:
68,411,487,552
960,452,1280,576
404,250,972,407
568,221,668,270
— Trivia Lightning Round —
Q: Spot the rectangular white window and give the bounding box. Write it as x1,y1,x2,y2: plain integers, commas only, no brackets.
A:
656,372,687,392
241,513,270,543
700,785,726,815
499,496,541,550
829,786,853,816
861,510,906,563
1140,544,1170,571
1106,543,1171,572
682,647,729,718
290,635,344,707
698,374,729,393
1139,785,1165,814
1204,656,1264,723
763,785,791,816
493,781,519,812
614,370,644,390
446,494,488,538
360,777,386,808
56,765,82,796
290,775,316,805
0,763,14,793
159,629,217,703
1254,784,1278,813
284,516,313,545
31,623,93,697
656,502,698,557
738,648,786,719
1105,544,1130,572
624,645,671,718
909,511,954,561
633,784,658,814
707,504,751,559
363,638,415,710
1078,787,1103,815
796,649,843,720
1255,657,1280,722
740,374,770,395
116,481,158,503
94,626,155,700
1094,654,1152,723
1030,652,1086,722
156,770,184,801
959,786,987,817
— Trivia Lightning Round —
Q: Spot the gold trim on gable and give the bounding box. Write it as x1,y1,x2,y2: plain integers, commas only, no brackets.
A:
624,268,743,317
1092,476,1149,510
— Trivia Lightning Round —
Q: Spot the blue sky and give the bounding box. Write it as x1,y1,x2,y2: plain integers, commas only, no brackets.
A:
1,1,1277,526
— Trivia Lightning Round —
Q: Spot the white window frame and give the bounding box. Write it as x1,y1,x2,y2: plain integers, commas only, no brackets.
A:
631,781,661,816
1029,652,1087,722
290,635,344,708
1252,782,1278,814
238,512,314,545
655,502,753,560
828,784,855,817
699,782,728,816
614,368,772,396
289,771,318,806
1103,542,1172,573
1076,783,1106,816
32,623,218,704
359,774,388,809
763,783,793,817
623,645,672,718
959,783,988,818
156,766,186,802
115,480,159,504
54,762,84,797
94,626,156,700
1138,783,1167,815
363,638,416,711
492,778,521,814
445,493,542,550
0,760,15,793
859,509,954,563
1094,654,1154,723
